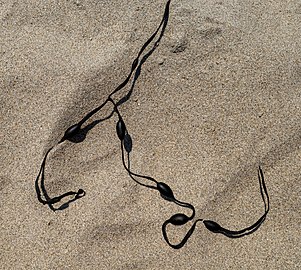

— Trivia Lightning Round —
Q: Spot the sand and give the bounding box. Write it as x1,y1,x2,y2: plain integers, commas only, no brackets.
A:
1,0,300,269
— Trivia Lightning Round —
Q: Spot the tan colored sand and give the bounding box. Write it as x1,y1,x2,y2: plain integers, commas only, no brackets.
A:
1,0,300,269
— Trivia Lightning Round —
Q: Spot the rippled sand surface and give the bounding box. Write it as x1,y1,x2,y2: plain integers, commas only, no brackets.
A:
1,1,300,269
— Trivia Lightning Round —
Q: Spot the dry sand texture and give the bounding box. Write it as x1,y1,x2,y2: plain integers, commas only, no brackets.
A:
1,0,301,269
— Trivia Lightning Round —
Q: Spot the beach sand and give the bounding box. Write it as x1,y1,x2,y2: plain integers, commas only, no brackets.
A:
1,0,300,269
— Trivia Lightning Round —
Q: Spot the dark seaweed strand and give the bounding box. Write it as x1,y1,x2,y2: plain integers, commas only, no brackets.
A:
35,147,85,207
162,219,203,249
35,1,171,207
114,99,270,246
78,0,171,127
112,97,198,248
109,97,157,188
121,139,157,189
35,0,270,248
35,147,53,205
203,166,270,238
